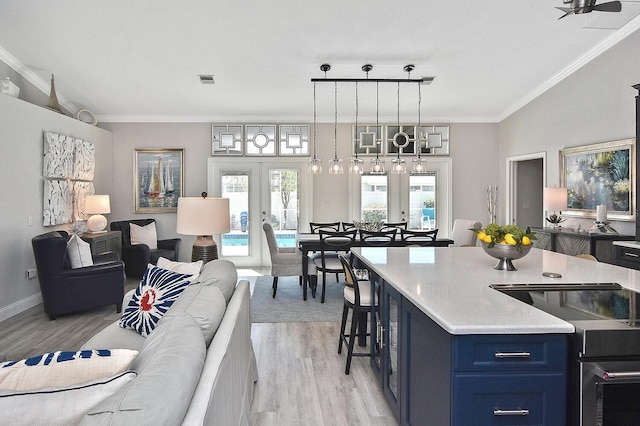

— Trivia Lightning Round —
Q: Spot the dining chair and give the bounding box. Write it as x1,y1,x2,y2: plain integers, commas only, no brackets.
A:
450,219,482,247
337,254,378,375
359,228,398,246
400,228,439,246
309,222,341,233
340,222,357,231
380,222,408,232
263,222,317,298
314,229,357,303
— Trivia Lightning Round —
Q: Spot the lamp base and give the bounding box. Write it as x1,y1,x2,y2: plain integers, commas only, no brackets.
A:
191,235,219,264
87,214,107,233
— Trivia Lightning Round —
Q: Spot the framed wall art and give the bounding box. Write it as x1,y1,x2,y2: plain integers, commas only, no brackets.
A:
560,139,635,221
134,149,184,213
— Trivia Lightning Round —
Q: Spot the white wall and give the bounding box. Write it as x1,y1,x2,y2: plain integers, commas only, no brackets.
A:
0,94,113,321
499,28,640,236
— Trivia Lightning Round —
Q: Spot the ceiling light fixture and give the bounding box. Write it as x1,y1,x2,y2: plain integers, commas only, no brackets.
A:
391,67,413,174
349,79,364,174
370,81,385,174
308,66,329,174
412,70,427,174
328,81,344,174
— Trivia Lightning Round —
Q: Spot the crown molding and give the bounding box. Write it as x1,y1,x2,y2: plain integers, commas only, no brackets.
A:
498,13,640,122
0,46,78,114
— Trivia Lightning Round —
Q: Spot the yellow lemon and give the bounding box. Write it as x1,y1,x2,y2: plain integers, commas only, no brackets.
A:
522,236,531,245
504,233,517,245
477,231,487,241
482,234,493,243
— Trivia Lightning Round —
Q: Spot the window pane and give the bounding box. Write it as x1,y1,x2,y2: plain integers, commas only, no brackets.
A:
221,172,249,256
410,173,437,230
268,169,299,235
361,174,388,222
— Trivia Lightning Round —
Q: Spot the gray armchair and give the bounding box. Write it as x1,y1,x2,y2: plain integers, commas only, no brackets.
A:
263,222,317,298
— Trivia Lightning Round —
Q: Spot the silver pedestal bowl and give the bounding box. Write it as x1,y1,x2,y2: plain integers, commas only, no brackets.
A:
481,242,532,271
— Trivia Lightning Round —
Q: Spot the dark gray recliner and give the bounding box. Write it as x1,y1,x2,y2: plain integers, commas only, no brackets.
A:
110,219,181,277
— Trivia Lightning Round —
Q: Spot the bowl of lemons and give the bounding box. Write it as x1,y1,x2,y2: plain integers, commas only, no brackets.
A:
473,224,536,271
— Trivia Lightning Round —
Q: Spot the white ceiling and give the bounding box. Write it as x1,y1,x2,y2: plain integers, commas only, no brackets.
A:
1,0,640,123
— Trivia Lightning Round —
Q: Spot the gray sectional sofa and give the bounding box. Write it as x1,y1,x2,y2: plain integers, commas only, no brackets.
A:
78,259,258,425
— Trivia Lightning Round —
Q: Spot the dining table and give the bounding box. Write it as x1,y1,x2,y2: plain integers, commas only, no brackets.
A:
296,232,454,300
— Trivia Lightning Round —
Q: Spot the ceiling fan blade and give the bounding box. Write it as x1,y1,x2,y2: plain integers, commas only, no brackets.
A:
593,1,622,12
556,6,576,18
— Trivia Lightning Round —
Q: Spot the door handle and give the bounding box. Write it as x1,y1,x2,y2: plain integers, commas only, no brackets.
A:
493,409,529,416
494,351,531,359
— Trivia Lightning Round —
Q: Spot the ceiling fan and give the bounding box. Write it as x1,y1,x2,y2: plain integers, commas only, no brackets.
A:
557,0,622,19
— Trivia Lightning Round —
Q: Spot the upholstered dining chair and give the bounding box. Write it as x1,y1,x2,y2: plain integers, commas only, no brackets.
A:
314,229,357,303
450,219,482,247
400,228,439,246
263,222,317,298
337,254,378,375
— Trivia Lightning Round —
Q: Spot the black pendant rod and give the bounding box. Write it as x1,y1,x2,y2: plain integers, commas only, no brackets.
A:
311,77,428,83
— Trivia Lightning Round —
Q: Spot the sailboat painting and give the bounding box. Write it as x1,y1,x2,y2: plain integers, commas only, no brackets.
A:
134,149,183,213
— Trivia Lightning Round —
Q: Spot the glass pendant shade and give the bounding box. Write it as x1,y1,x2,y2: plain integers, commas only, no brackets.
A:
349,157,364,174
391,157,406,174
412,157,427,174
370,157,385,174
308,157,322,174
328,158,344,174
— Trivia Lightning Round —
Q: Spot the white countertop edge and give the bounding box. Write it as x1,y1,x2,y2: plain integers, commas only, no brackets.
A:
613,240,640,249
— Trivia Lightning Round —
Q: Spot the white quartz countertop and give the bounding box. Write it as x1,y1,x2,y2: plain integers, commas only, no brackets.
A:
613,240,640,249
351,246,640,335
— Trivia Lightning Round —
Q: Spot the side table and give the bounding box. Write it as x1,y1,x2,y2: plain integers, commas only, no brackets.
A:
81,230,122,258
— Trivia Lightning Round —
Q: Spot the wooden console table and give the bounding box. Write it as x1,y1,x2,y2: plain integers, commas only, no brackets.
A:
530,227,634,264
81,230,122,258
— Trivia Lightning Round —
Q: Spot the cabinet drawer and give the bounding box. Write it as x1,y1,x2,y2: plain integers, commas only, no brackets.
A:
615,246,640,270
452,372,566,425
453,334,566,372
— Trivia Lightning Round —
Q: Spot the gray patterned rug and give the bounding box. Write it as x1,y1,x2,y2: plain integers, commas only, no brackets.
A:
251,275,344,323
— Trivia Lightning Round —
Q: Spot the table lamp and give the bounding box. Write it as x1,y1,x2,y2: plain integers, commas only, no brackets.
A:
176,193,230,263
84,195,111,233
543,187,567,228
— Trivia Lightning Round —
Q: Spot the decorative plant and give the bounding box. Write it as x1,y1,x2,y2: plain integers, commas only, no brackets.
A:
423,199,435,208
545,214,567,226
68,221,88,236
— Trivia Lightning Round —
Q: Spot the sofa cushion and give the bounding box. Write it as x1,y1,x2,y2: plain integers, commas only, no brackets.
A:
66,234,93,268
0,349,138,392
119,265,192,337
0,371,136,426
157,256,203,280
81,322,147,353
165,284,226,346
192,259,237,304
82,314,205,425
129,222,158,249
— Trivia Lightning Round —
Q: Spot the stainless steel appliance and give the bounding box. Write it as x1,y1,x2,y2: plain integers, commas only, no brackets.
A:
491,282,640,426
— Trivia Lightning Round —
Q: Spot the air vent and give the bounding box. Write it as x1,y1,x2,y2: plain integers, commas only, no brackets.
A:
199,74,215,84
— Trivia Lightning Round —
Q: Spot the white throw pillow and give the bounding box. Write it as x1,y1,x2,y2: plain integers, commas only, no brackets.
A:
157,257,203,280
129,222,158,249
0,349,138,391
66,234,93,268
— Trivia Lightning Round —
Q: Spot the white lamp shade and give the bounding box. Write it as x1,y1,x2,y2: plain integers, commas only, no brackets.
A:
543,187,568,211
84,195,111,214
176,197,230,236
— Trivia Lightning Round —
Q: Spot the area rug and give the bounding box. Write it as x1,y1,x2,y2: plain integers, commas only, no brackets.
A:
251,275,344,323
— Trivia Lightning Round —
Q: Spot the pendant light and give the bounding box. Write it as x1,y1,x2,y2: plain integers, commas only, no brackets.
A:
370,81,385,174
308,79,322,174
412,75,427,174
328,81,344,174
391,74,409,174
349,80,364,174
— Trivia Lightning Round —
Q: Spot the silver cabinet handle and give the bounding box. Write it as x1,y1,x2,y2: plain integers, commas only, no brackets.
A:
494,409,530,416
494,351,531,359
624,251,639,258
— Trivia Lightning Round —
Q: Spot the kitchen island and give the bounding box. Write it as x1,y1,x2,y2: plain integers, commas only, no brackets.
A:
351,246,640,425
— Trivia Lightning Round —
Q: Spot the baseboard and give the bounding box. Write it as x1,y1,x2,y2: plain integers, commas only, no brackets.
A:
0,292,42,322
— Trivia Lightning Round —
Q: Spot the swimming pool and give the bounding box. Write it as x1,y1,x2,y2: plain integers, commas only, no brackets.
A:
223,232,296,248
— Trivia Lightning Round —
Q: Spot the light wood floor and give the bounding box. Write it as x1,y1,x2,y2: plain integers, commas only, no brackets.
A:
0,273,398,426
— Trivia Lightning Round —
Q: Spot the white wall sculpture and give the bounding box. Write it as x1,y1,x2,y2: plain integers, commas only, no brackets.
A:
73,181,95,221
43,131,74,178
43,179,73,226
73,139,95,181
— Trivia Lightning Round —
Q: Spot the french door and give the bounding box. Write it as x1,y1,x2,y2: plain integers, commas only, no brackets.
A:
207,157,311,267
